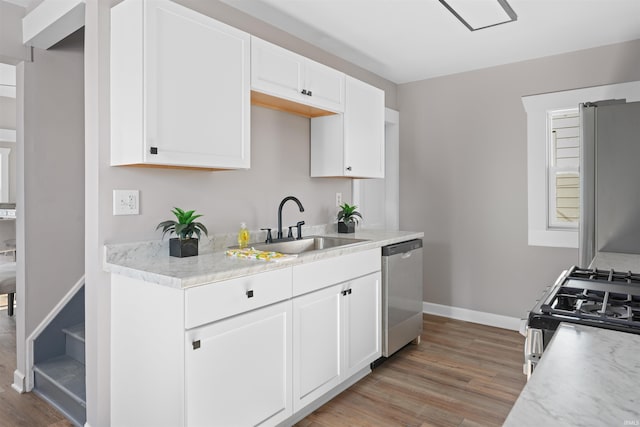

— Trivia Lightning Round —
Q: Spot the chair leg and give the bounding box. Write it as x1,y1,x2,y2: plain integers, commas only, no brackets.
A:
8,293,14,316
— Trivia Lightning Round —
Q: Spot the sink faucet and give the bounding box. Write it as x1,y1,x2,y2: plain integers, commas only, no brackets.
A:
277,196,305,240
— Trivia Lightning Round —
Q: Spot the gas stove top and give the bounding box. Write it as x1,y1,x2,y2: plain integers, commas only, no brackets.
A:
529,266,640,334
524,265,640,379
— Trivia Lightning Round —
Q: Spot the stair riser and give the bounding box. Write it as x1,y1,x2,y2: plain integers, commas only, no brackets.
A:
34,372,86,426
65,336,85,364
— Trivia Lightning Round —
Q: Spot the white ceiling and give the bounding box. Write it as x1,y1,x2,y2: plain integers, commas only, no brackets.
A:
2,0,34,7
222,0,640,84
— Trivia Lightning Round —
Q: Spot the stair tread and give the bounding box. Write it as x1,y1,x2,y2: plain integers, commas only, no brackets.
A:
34,355,86,403
61,323,85,343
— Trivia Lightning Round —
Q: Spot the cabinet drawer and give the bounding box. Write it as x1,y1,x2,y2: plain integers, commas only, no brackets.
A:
185,268,292,329
292,248,380,297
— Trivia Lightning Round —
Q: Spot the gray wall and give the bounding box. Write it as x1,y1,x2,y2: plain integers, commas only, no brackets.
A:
0,96,16,128
398,39,640,318
0,98,18,203
106,106,352,243
0,1,31,65
22,29,85,335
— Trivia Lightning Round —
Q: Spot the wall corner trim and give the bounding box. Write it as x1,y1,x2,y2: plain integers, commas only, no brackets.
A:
22,0,85,49
423,301,522,331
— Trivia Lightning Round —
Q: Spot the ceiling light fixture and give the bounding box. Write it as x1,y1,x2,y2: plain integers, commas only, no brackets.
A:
438,0,517,31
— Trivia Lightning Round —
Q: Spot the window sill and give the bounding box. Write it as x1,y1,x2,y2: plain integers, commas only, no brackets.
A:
528,229,578,249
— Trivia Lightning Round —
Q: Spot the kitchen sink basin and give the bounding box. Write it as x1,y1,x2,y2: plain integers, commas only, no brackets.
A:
250,236,368,255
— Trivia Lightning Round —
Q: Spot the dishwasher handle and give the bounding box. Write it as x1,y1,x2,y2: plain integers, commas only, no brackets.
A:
382,239,423,257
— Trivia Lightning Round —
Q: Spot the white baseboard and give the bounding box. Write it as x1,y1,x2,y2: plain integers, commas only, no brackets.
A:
12,369,25,393
423,301,521,331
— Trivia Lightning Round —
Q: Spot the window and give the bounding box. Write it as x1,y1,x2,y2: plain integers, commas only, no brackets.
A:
522,81,640,248
547,109,579,229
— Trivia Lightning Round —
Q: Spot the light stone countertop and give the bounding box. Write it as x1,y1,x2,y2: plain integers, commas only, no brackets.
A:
504,323,640,427
589,251,640,272
103,226,423,289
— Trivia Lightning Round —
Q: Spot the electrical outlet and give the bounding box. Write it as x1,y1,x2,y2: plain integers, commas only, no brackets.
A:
335,192,343,207
113,190,140,215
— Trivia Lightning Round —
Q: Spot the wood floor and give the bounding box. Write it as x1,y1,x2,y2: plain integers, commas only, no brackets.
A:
0,312,525,427
297,314,527,426
0,308,73,427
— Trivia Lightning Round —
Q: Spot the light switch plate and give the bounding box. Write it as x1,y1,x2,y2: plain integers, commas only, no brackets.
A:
113,190,139,215
336,192,343,207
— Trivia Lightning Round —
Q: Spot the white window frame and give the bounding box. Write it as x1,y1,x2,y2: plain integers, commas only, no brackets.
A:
522,81,640,248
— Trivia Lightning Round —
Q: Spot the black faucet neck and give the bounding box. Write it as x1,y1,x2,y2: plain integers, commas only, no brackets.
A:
277,196,305,240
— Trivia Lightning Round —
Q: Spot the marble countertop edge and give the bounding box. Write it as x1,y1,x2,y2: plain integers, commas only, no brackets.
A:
103,228,424,289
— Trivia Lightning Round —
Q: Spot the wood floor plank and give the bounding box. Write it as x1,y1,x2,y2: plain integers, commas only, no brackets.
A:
297,314,527,426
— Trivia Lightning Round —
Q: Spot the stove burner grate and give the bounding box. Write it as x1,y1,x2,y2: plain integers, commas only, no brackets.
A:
538,266,640,330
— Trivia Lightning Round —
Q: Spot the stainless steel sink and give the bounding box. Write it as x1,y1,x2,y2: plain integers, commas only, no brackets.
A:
250,236,368,254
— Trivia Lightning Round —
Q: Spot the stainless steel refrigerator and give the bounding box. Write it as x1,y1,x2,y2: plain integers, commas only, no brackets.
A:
579,100,640,267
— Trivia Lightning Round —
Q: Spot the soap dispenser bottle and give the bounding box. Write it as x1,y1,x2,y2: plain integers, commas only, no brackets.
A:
238,222,250,248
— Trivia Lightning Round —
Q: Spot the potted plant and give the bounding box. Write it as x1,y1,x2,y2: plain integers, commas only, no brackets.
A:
156,207,208,257
337,202,362,234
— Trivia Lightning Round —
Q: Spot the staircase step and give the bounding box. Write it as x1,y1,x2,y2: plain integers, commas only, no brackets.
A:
62,323,85,364
34,355,86,426
62,323,85,343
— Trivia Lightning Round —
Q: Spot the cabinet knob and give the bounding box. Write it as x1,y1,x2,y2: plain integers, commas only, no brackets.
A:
346,166,352,171
301,89,308,95
307,90,312,96
150,146,158,155
348,289,352,295
192,340,201,350
246,290,254,298
342,290,348,296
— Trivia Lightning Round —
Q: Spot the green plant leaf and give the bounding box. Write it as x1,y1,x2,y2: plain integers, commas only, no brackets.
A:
158,208,207,240
193,222,208,236
337,203,362,224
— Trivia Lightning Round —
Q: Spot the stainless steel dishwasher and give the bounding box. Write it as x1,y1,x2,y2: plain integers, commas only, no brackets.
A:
381,238,423,357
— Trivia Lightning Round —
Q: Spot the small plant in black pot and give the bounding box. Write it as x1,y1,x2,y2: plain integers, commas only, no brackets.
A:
337,203,362,234
156,207,208,258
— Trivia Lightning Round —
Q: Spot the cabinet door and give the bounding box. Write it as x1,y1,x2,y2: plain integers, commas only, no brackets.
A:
304,59,345,113
251,37,305,103
343,76,385,178
292,283,343,412
145,0,250,168
185,301,292,427
343,272,381,378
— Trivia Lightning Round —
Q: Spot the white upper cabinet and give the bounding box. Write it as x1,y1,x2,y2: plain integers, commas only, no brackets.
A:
251,36,345,113
311,76,385,178
111,0,251,169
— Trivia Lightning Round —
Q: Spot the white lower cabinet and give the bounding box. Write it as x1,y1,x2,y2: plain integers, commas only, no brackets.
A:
185,300,292,427
293,283,343,412
292,253,382,413
110,249,381,426
343,273,382,377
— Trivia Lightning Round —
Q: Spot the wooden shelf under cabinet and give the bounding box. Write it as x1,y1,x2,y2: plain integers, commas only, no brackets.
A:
251,91,338,119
